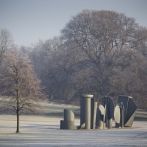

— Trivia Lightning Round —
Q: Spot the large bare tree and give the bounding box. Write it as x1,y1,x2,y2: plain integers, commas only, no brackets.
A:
28,10,147,108
61,10,147,102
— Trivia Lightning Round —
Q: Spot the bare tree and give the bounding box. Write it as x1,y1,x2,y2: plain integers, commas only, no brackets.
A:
28,10,147,108
61,10,147,101
0,49,43,133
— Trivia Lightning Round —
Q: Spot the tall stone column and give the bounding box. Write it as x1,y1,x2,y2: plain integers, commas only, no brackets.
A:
80,97,85,127
83,94,93,129
91,101,97,129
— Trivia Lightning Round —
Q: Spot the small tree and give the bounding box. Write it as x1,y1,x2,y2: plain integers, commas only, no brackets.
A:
0,49,43,133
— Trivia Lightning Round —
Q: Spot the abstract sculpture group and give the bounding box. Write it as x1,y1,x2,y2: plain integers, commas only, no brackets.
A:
60,95,137,130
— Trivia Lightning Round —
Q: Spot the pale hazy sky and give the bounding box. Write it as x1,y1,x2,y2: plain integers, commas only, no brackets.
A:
0,0,147,46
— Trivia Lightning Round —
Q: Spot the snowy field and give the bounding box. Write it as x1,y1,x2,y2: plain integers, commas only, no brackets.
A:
0,115,147,147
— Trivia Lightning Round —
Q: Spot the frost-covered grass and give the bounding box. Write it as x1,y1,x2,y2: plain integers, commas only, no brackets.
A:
0,97,147,146
0,115,147,147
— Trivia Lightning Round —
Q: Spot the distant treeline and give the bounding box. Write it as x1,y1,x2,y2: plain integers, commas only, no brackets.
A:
1,10,147,109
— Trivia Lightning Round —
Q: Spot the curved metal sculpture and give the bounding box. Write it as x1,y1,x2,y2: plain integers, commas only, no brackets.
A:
114,95,137,127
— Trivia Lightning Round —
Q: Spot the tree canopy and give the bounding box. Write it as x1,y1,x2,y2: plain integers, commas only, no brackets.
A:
0,10,147,109
30,10,147,108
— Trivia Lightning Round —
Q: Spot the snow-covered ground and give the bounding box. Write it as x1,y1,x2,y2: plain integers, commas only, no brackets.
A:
0,115,147,147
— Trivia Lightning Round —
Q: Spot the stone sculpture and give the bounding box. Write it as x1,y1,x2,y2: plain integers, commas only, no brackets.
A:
60,94,137,130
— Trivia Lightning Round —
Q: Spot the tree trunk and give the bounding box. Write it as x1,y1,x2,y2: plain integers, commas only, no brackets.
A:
16,89,20,133
16,106,19,133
